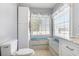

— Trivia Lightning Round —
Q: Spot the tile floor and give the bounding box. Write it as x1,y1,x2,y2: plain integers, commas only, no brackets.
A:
33,49,52,56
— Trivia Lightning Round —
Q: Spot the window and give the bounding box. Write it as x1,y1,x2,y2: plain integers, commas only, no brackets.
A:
53,5,70,39
31,14,50,36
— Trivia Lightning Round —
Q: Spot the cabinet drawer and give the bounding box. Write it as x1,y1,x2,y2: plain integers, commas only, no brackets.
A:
67,43,79,56
61,40,79,56
61,44,74,56
61,49,73,56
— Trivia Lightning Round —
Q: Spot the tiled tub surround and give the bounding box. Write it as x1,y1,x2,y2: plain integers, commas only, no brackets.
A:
30,35,49,50
30,38,53,56
30,39,49,50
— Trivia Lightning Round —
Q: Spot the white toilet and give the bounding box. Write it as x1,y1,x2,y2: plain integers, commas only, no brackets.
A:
12,48,34,56
10,40,35,56
14,48,34,56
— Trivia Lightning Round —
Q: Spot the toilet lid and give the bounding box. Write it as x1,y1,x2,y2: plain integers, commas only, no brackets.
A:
16,48,34,56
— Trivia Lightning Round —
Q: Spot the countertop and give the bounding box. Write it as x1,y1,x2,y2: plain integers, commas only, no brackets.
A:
60,37,79,45
69,37,79,44
0,38,17,46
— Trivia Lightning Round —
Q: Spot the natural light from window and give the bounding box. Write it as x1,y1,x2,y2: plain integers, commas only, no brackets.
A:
31,14,50,36
53,5,70,39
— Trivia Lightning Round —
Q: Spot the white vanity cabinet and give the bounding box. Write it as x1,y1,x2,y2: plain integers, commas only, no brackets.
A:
49,38,59,56
0,44,11,56
59,39,79,56
0,39,17,56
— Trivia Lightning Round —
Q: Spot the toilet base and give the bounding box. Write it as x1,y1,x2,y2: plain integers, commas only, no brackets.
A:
12,48,34,56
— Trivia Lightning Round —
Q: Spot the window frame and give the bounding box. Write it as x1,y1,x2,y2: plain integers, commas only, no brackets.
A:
52,4,71,39
30,14,51,36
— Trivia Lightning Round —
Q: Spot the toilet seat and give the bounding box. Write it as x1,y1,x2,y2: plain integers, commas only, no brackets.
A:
15,48,34,56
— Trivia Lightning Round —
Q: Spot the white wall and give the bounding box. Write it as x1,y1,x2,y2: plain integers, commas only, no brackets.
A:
30,8,52,15
0,3,17,39
52,3,64,14
71,3,79,36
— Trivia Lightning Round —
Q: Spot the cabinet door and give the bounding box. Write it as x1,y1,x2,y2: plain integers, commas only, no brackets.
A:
59,39,73,56
61,49,73,56
59,39,79,56
49,38,52,47
1,45,11,56
49,38,59,55
60,43,73,56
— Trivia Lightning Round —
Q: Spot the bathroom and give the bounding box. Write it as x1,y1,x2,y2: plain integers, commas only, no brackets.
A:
0,3,79,56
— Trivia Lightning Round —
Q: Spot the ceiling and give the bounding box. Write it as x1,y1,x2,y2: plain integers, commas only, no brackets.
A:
19,3,56,9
